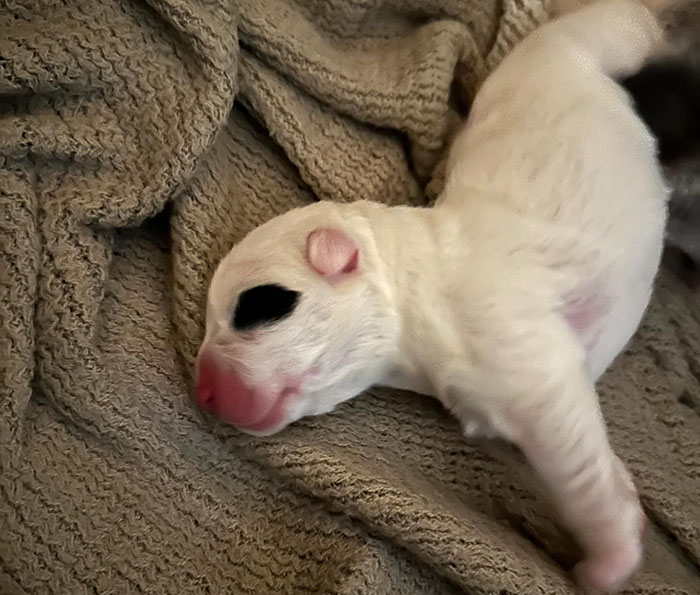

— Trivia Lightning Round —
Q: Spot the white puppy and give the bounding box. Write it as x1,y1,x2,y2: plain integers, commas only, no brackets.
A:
197,1,680,590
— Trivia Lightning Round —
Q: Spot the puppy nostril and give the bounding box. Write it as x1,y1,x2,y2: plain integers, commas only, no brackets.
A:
196,384,217,413
195,350,222,414
204,394,216,411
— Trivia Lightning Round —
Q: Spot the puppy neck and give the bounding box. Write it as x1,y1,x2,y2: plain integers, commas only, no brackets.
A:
357,201,468,400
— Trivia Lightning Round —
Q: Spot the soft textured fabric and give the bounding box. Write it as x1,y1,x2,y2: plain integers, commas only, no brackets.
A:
1,1,698,594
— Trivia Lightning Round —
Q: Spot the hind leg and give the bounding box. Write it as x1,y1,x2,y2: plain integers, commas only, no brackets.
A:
540,0,666,78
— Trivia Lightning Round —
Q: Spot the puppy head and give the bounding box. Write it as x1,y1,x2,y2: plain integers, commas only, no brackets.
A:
195,201,400,435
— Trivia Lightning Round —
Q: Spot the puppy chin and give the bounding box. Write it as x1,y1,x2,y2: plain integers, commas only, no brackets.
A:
236,389,356,436
240,398,315,436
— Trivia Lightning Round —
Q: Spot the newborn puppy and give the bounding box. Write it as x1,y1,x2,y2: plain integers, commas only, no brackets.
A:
197,0,682,590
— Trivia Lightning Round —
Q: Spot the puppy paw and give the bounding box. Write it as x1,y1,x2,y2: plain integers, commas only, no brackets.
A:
575,457,646,592
575,537,643,592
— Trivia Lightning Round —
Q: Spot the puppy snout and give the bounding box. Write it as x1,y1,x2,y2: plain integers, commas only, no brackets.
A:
195,349,261,426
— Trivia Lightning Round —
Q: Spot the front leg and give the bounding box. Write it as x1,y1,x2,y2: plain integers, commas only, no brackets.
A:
512,377,645,592
441,315,645,592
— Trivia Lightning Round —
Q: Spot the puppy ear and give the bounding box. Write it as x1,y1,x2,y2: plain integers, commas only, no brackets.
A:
306,227,359,279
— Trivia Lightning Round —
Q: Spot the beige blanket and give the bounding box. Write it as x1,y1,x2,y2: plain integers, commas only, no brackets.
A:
1,1,699,593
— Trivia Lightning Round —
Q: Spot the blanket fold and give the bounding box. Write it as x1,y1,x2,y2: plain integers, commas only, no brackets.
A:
1,1,699,594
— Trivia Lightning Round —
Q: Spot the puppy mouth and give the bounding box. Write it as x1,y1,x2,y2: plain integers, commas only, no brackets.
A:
231,386,298,434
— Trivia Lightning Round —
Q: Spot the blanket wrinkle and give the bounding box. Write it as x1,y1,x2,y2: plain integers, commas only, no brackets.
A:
1,0,699,594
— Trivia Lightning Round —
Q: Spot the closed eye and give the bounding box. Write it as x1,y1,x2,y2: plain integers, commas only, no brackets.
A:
232,284,300,331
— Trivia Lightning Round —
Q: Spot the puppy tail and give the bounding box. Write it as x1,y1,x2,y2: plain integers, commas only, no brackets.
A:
620,57,700,164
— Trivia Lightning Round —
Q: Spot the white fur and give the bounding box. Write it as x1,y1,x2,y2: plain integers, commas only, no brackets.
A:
200,1,675,590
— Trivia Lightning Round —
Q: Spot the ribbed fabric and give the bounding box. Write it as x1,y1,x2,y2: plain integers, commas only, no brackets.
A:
1,1,698,594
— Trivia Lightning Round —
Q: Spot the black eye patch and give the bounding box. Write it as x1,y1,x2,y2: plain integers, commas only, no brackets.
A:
232,284,300,331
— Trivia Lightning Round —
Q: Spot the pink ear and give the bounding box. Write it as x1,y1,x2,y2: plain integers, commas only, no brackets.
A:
306,227,359,278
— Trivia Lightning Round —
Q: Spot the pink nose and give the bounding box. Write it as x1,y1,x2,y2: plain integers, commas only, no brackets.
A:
196,352,262,427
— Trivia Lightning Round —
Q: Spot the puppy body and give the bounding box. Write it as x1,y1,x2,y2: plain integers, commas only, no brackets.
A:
199,1,673,590
413,3,668,588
